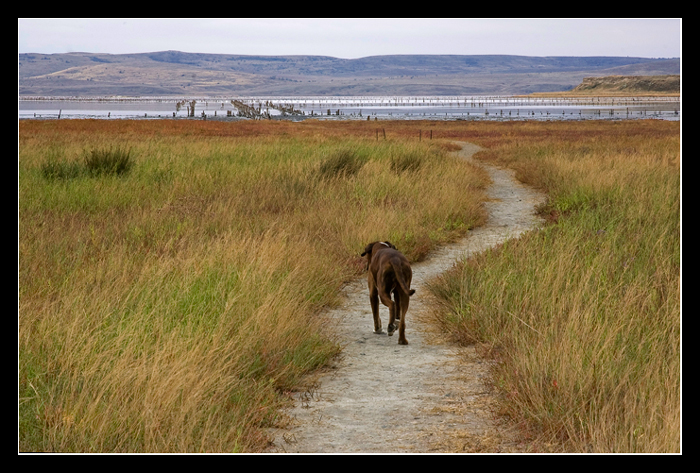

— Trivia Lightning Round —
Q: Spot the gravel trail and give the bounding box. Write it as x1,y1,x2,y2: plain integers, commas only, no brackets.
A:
266,142,546,453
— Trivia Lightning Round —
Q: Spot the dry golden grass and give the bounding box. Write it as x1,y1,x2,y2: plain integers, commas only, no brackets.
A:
427,119,680,452
18,119,489,452
19,118,680,452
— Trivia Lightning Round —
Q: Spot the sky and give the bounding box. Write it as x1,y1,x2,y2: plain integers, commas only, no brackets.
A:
18,18,681,59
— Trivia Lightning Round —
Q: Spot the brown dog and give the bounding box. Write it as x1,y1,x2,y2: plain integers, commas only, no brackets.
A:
361,241,415,345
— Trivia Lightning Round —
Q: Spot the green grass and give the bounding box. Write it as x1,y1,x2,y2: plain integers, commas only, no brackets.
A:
18,119,489,452
22,118,678,452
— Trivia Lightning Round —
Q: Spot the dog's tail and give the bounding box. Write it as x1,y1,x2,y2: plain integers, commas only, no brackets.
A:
391,260,416,296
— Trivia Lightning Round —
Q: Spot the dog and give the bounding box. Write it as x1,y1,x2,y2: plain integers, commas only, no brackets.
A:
360,241,415,345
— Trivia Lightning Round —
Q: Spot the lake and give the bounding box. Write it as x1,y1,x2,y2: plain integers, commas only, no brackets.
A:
18,95,680,121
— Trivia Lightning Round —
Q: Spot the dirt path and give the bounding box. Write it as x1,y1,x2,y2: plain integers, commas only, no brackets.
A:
266,142,546,453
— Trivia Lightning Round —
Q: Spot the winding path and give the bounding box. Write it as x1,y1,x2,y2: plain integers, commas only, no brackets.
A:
266,142,546,453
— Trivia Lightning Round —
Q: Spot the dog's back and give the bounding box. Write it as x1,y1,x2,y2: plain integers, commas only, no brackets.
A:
382,251,415,297
361,241,415,297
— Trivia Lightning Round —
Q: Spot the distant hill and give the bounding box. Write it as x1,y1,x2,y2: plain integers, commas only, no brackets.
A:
18,51,681,96
570,75,680,95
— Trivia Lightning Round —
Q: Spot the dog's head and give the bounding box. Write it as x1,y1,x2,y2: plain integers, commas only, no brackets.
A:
360,241,396,270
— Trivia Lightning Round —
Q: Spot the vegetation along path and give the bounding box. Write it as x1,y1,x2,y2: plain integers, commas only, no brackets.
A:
266,142,547,453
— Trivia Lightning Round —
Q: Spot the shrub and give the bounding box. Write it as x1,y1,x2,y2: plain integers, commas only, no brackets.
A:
84,146,134,177
390,150,423,174
318,149,366,179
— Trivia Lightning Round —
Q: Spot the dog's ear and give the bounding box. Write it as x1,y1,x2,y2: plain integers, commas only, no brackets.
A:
361,242,376,271
361,242,375,257
384,241,396,250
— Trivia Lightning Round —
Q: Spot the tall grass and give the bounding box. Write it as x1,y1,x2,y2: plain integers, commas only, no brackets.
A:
41,146,134,180
83,146,133,176
428,120,680,452
18,119,489,452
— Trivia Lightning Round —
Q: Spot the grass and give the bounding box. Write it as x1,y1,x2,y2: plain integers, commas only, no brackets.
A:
18,119,489,452
41,146,134,180
18,118,680,452
426,119,680,452
83,146,133,176
318,148,367,179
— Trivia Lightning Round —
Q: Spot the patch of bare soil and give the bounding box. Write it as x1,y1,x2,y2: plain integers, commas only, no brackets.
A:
265,142,546,453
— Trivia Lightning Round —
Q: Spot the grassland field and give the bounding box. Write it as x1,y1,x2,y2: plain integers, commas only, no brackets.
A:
18,118,680,452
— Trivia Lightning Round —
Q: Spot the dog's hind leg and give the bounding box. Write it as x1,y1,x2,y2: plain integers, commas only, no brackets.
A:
397,292,409,345
387,289,400,336
379,287,396,335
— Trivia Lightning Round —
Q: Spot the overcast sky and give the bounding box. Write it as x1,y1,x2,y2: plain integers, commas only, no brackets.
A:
18,18,681,59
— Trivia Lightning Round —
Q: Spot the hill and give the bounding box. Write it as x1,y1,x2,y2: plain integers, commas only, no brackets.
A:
18,51,680,96
569,74,680,95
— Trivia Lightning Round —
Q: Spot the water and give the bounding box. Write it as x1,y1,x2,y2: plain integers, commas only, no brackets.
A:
18,95,681,121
